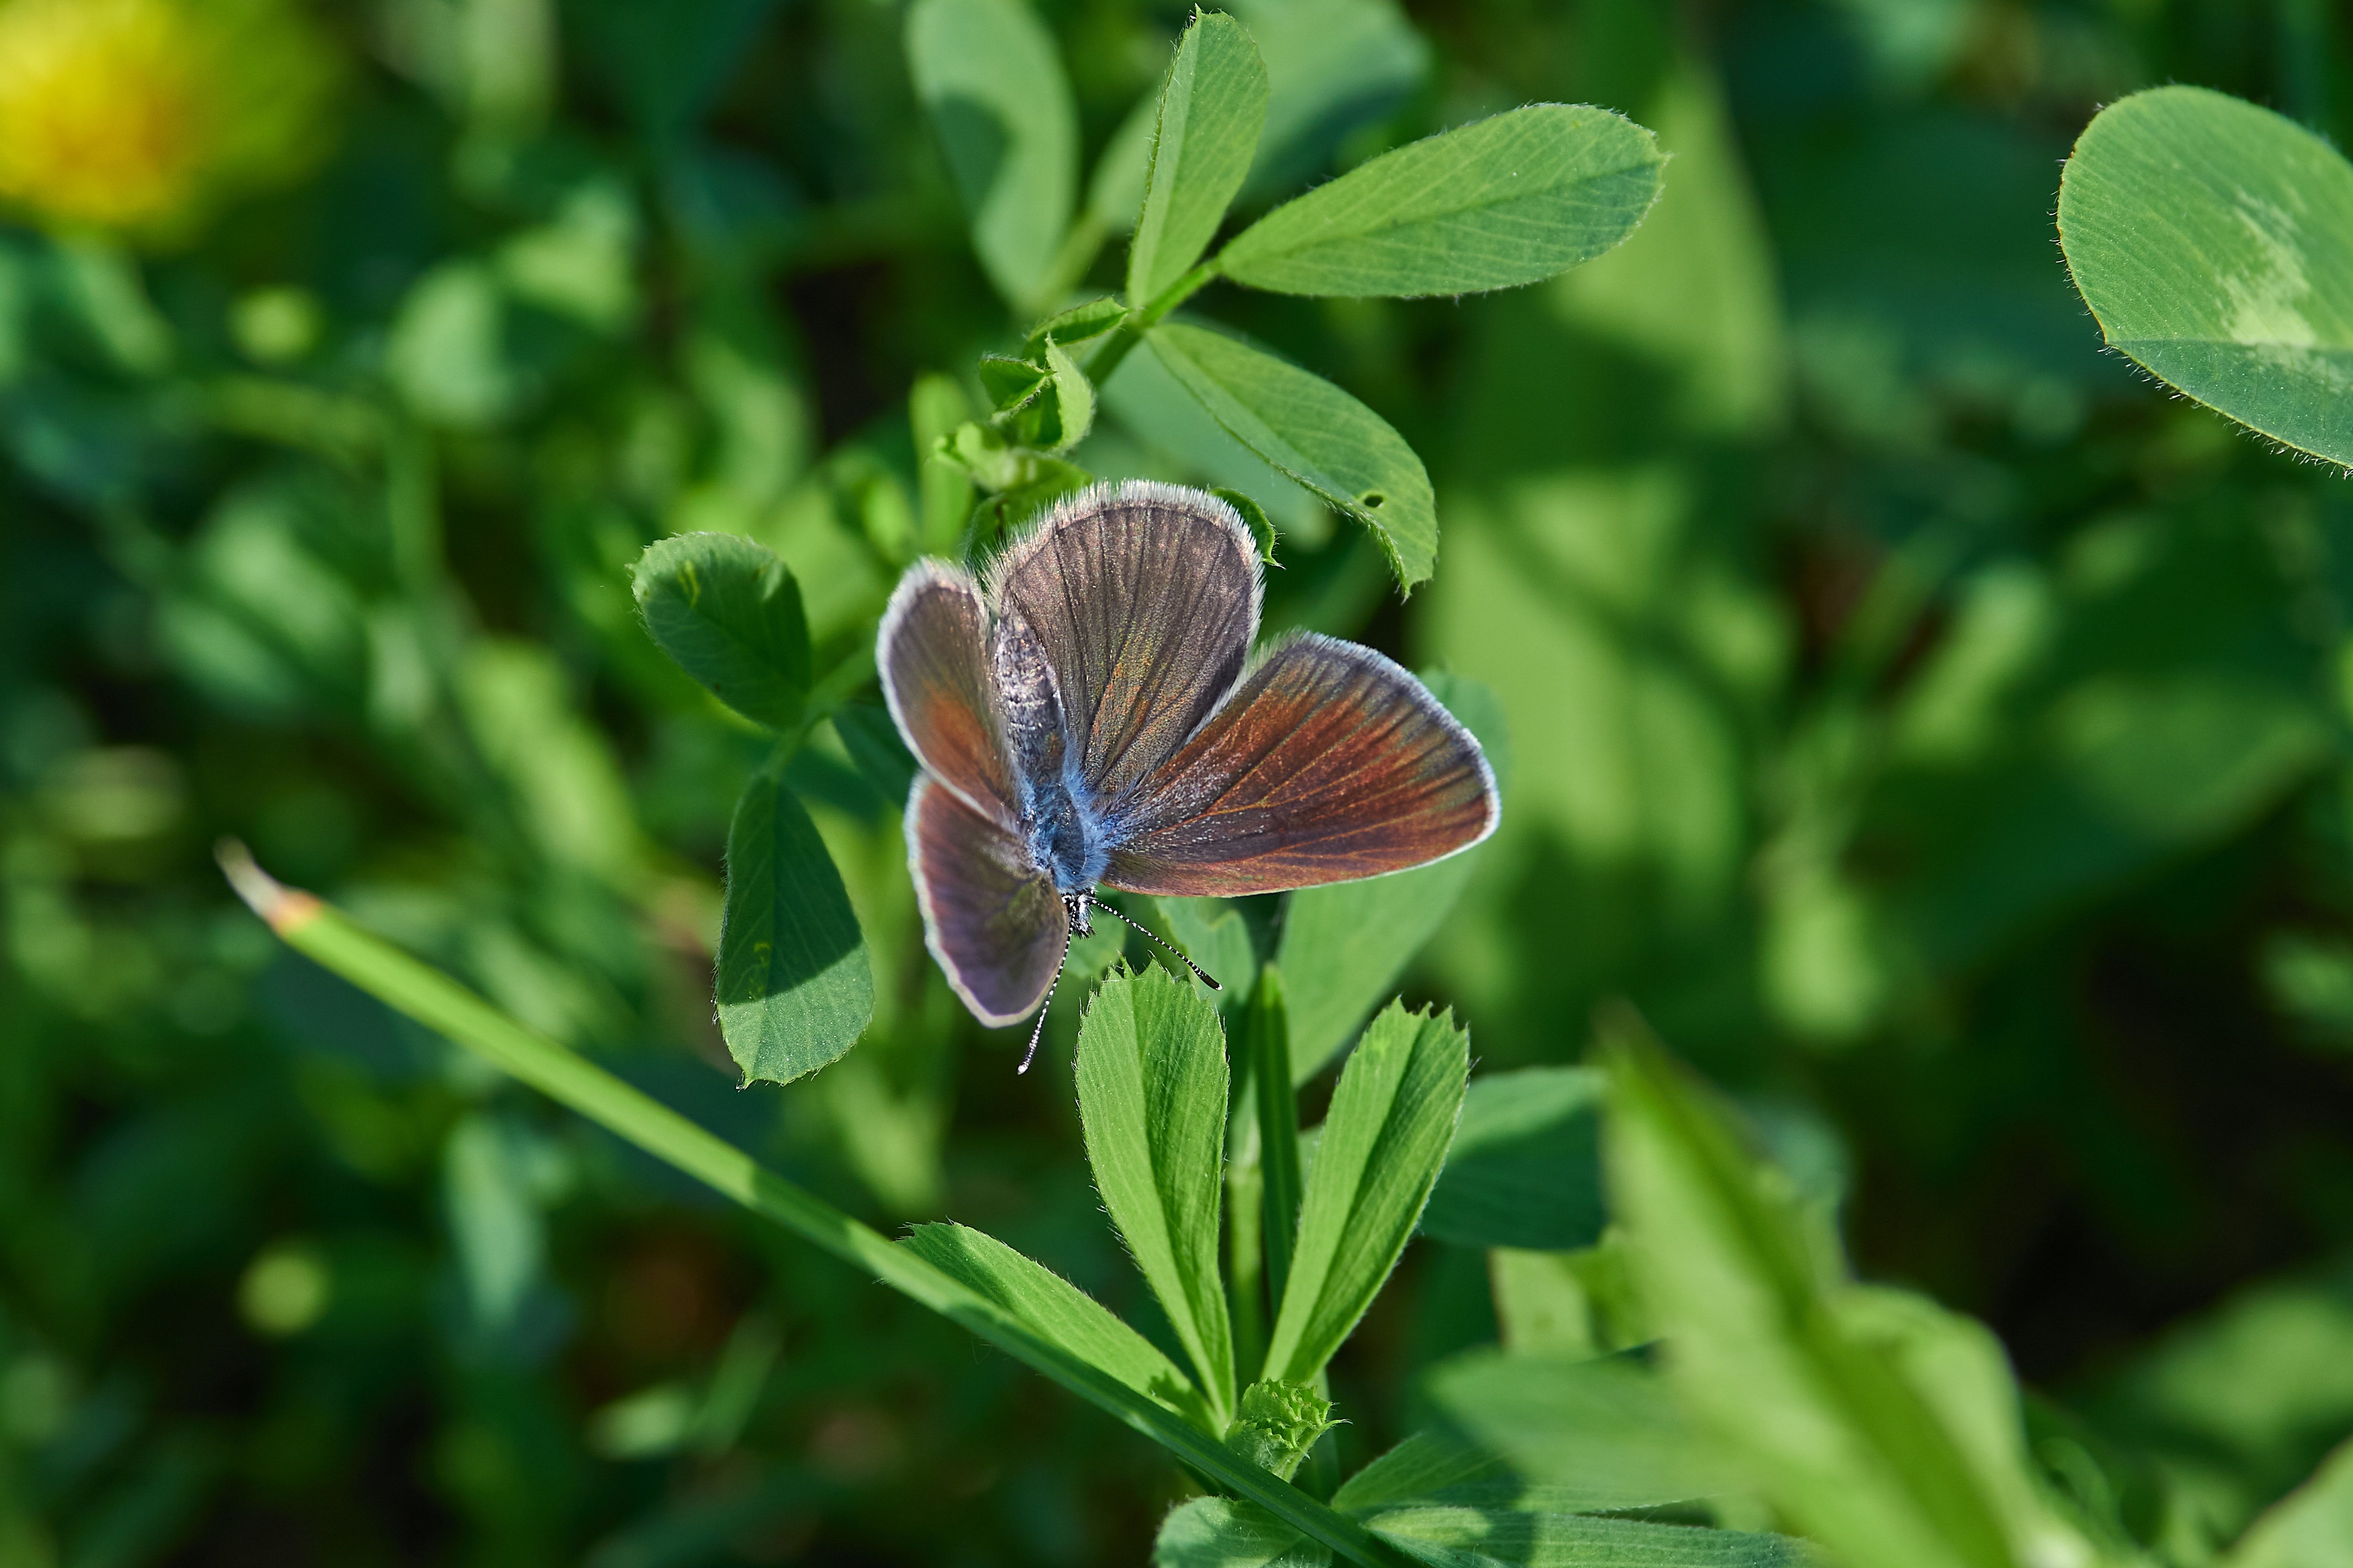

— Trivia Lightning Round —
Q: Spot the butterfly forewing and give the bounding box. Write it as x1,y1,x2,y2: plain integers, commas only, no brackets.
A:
878,563,1019,826
906,778,1068,1024
988,482,1261,809
1102,635,1498,897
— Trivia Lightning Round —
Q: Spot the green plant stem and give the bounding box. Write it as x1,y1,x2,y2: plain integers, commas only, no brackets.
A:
1250,966,1302,1340
1141,260,1219,327
806,644,877,721
1226,1083,1268,1384
1082,325,1146,393
1081,259,1219,388
215,844,1403,1568
757,645,880,780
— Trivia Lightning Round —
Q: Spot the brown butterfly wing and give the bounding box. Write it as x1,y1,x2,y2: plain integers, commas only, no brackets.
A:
878,562,1018,827
1101,635,1498,897
906,777,1066,1025
988,481,1261,808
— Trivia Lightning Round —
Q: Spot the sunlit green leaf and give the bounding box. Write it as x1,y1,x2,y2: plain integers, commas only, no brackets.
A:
1330,1430,1497,1513
902,1222,1211,1428
1145,319,1434,589
1129,11,1268,307
1486,1242,1647,1357
1155,1498,1326,1568
1603,1026,2065,1568
2058,84,2353,466
632,532,812,730
1416,1350,1736,1513
1155,1485,1792,1568
1075,966,1237,1419
1840,1286,2074,1563
1258,1419,1801,1568
716,773,873,1084
1217,105,1661,299
1263,1002,1466,1384
1355,1504,1801,1567
905,0,1077,310
1419,1067,1602,1252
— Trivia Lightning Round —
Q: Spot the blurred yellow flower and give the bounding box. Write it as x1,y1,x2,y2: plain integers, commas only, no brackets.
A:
0,0,336,236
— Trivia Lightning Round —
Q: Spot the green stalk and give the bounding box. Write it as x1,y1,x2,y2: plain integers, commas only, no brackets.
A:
804,644,877,727
1250,964,1303,1341
1082,324,1146,393
752,644,882,781
1080,259,1219,388
217,845,1402,1568
1225,1081,1267,1385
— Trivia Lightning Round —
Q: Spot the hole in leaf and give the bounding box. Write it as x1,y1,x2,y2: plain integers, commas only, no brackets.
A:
1359,492,1385,510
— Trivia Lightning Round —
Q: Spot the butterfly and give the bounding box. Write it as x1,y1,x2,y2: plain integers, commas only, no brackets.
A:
878,480,1500,1069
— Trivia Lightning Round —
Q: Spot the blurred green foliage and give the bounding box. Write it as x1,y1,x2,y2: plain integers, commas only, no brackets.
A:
6,0,2353,1564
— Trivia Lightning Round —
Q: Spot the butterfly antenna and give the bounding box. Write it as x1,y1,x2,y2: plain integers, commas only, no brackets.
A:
1019,943,1074,1075
1090,896,1221,992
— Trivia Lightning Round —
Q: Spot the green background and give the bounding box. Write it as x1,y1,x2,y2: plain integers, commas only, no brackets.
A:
7,0,2353,1563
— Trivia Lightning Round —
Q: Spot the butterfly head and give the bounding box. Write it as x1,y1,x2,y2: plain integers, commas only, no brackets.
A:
1062,891,1095,939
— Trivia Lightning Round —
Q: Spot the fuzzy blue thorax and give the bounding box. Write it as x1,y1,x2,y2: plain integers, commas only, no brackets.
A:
994,613,1110,894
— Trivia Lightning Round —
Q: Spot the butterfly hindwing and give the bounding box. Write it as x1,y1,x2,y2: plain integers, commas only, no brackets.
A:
906,777,1067,1025
988,482,1261,810
1101,635,1498,897
878,562,1019,827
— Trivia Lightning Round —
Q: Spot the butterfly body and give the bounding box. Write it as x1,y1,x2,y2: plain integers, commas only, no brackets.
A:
880,481,1499,1044
994,612,1110,894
